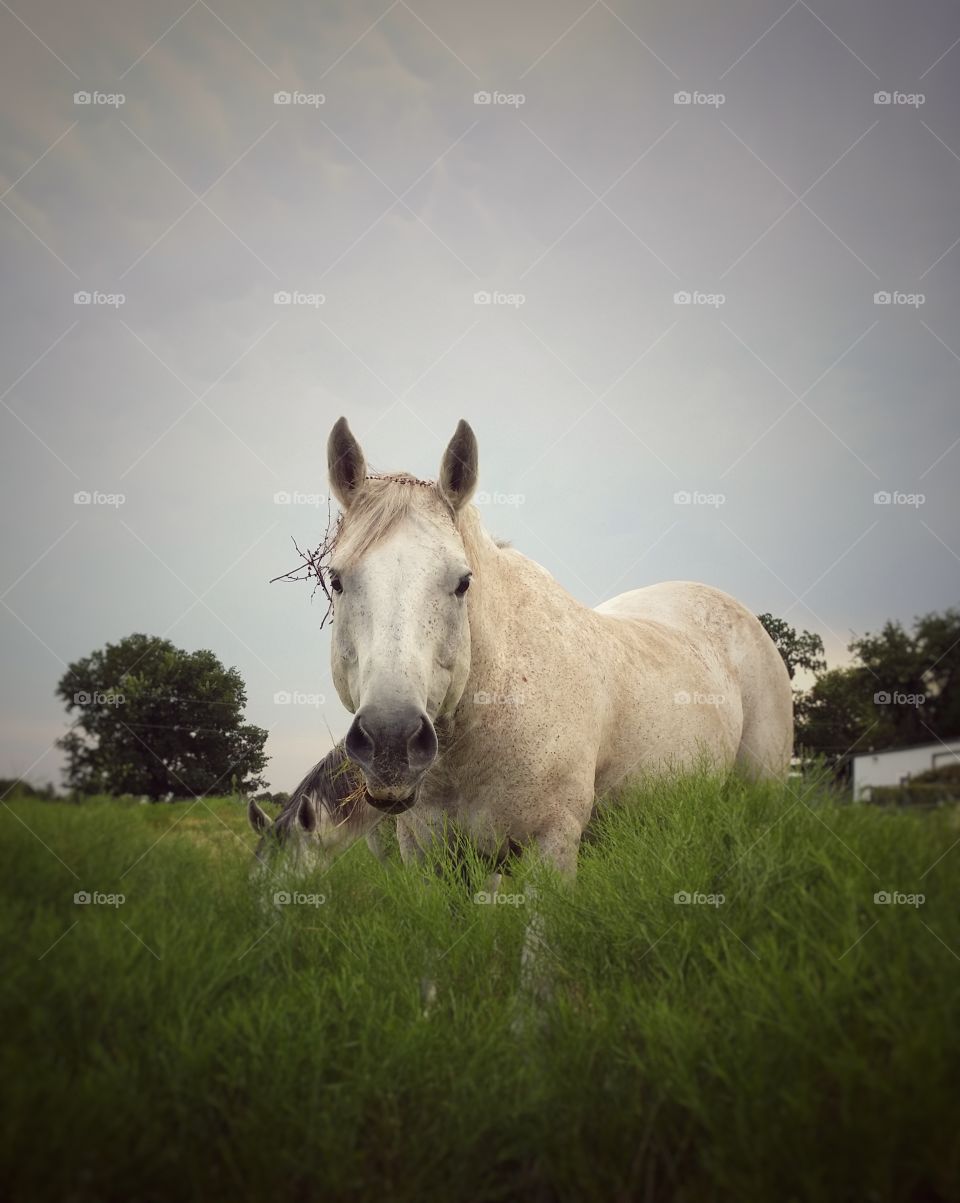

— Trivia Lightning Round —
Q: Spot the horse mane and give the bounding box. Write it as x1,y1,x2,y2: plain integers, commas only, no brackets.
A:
332,472,500,572
274,742,368,834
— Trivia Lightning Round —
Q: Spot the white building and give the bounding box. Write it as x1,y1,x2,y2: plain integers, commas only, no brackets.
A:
852,738,960,800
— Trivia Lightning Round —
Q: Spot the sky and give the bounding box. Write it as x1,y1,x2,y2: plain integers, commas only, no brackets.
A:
1,0,959,792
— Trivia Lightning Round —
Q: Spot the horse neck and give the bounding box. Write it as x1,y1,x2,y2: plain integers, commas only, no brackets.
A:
458,507,566,690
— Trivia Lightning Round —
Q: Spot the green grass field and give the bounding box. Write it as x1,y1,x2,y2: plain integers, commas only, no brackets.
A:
1,775,958,1202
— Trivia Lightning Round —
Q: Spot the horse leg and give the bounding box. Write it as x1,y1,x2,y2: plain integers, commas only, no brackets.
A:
396,816,452,1016
363,820,392,863
516,810,585,1020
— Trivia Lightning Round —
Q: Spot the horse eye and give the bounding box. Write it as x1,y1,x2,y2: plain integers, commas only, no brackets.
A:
455,574,471,597
329,573,343,594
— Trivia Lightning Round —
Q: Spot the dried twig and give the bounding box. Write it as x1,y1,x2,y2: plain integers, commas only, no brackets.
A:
269,497,342,628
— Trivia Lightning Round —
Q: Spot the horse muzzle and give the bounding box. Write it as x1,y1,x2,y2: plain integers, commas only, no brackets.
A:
345,705,437,812
362,789,417,815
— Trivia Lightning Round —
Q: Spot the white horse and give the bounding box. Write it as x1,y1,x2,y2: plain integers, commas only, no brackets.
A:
253,417,792,982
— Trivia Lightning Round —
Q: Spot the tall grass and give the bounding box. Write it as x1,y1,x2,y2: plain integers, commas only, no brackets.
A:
1,775,957,1202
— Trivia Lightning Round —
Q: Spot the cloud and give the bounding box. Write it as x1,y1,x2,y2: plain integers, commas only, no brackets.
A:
2,0,959,789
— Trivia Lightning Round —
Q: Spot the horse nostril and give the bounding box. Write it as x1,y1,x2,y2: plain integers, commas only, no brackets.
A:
344,716,375,767
347,708,437,777
407,713,438,770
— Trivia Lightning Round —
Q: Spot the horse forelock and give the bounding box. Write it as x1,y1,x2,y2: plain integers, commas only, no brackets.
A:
332,472,488,571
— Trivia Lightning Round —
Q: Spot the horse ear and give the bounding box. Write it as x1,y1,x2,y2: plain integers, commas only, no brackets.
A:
438,419,478,512
297,794,318,832
327,417,366,510
248,796,271,834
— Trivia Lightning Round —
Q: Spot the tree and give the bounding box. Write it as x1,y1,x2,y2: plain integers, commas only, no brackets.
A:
0,779,57,801
794,607,960,768
795,666,876,759
853,609,960,741
56,634,268,800
254,789,290,807
756,613,826,680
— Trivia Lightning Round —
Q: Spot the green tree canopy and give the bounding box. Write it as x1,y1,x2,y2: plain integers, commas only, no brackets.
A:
756,613,826,680
795,666,875,758
56,634,268,800
0,779,57,801
795,608,960,765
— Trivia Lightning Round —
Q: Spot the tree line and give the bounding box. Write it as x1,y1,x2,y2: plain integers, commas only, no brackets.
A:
758,608,960,769
7,609,957,801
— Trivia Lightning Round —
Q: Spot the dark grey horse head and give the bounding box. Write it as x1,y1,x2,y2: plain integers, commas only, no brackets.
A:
247,742,370,879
